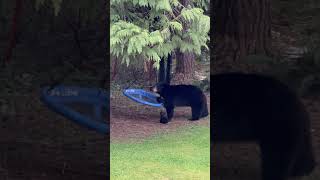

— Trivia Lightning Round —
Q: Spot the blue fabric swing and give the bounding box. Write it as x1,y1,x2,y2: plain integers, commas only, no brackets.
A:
123,89,163,107
41,86,109,134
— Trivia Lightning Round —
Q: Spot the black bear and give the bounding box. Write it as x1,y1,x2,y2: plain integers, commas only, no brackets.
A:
212,73,316,180
150,82,208,123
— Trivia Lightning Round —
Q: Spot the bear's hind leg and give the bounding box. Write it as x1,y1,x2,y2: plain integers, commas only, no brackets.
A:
260,140,296,180
189,105,202,121
199,102,209,118
290,133,315,177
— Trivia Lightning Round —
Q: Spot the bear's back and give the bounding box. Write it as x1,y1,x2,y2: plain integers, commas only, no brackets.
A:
161,84,205,106
212,73,308,141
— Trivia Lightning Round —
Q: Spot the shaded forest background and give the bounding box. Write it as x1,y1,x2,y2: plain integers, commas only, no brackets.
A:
213,0,320,97
0,1,108,179
0,0,319,179
213,1,320,180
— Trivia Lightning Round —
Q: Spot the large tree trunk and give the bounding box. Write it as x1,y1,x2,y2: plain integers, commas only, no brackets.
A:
175,50,195,74
213,0,272,73
175,0,195,75
144,60,157,85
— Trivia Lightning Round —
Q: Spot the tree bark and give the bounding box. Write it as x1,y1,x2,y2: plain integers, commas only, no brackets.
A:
166,54,172,84
100,0,109,89
175,0,195,75
175,50,195,74
143,60,157,85
158,57,166,83
213,0,272,72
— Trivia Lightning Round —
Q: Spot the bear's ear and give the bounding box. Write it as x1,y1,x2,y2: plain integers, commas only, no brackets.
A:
159,81,169,86
155,81,166,87
158,82,169,89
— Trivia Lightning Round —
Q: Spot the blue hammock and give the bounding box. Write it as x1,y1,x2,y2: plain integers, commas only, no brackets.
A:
123,89,163,107
41,86,109,134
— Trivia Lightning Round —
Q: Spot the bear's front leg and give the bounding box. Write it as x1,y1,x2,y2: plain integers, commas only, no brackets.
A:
260,139,296,180
157,96,165,104
159,103,174,124
160,110,169,124
165,105,174,121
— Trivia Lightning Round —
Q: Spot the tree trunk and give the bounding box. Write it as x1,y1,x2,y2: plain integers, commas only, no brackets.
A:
213,0,272,72
144,60,157,85
100,0,109,89
175,0,195,75
111,57,118,81
166,54,172,84
158,57,166,83
175,50,195,74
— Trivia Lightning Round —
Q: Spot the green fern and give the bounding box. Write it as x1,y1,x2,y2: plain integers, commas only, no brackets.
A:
111,0,210,69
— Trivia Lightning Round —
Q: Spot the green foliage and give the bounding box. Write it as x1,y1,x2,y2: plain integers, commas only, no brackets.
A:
110,21,164,68
111,0,210,69
193,0,210,11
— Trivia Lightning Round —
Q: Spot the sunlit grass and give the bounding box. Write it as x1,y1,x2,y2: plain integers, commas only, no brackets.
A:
111,125,210,180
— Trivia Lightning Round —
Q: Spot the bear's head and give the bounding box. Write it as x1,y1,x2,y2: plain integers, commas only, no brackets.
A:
150,82,169,95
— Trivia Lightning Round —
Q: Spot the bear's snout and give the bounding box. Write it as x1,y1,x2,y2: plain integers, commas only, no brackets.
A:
150,86,158,93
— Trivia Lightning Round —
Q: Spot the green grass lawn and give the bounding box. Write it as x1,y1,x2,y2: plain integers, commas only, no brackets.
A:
110,125,210,180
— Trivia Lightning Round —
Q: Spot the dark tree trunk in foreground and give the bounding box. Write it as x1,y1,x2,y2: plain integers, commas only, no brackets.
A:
158,57,166,83
213,0,272,72
157,54,172,84
166,54,172,84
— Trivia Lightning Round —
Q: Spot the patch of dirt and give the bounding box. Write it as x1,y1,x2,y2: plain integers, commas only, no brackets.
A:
110,92,210,142
213,96,320,180
0,91,108,180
